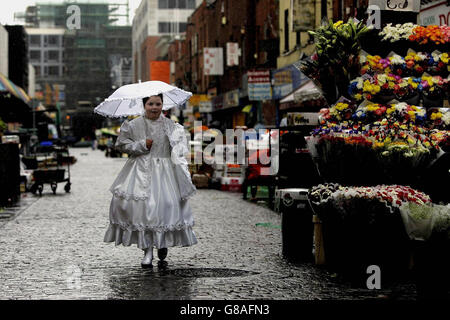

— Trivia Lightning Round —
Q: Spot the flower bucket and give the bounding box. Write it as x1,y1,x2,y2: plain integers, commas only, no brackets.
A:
397,92,420,105
372,94,396,104
320,203,413,286
422,94,443,108
413,234,450,299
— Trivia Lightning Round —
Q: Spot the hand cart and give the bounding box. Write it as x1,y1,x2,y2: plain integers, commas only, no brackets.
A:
30,144,72,196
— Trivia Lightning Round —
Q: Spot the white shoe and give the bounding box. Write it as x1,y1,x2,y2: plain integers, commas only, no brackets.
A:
141,247,153,268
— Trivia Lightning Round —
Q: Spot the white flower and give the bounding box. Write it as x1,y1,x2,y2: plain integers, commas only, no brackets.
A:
442,110,450,125
390,54,404,65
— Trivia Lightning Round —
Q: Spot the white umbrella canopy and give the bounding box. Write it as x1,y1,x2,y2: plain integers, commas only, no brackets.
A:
94,80,192,118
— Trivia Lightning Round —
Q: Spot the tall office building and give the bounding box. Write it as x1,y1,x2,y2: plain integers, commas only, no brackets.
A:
132,0,202,82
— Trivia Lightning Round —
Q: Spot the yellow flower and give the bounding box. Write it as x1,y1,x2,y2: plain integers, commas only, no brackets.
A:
386,107,395,114
333,21,343,28
441,53,449,64
354,93,362,100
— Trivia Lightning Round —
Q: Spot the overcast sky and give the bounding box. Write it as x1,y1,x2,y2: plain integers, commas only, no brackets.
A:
0,0,142,26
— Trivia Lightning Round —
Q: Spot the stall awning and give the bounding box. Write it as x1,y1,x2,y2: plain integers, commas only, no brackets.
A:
280,80,324,104
0,72,31,103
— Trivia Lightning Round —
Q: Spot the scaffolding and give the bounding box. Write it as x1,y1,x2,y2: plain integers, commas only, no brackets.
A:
14,0,131,27
15,1,132,137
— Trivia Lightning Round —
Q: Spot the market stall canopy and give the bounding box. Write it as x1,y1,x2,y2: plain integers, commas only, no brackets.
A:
280,80,324,104
0,72,31,103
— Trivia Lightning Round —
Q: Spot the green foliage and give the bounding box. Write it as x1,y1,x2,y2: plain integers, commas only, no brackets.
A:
0,117,6,132
300,19,371,104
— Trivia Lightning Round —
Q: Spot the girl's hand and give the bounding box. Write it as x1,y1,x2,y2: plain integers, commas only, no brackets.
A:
146,139,153,150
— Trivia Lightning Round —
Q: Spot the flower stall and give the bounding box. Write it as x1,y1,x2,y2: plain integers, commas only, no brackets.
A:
301,19,449,293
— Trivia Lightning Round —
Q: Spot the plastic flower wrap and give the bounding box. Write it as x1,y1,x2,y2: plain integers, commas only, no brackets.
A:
380,23,417,43
400,202,450,240
430,129,450,151
309,183,432,224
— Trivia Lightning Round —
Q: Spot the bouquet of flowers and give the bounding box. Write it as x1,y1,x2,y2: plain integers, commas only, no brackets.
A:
420,74,449,107
380,23,417,43
399,202,450,240
349,74,409,103
360,54,391,75
405,50,428,76
426,108,450,130
309,183,432,224
409,25,450,45
428,51,449,76
389,53,407,76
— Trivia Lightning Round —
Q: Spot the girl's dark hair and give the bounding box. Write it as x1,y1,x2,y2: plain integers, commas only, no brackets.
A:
143,93,163,105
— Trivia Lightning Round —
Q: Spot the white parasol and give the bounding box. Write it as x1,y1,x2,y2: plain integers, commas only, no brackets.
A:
94,80,192,118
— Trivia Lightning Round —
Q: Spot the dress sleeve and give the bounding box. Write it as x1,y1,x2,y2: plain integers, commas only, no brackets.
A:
170,123,197,200
115,120,149,156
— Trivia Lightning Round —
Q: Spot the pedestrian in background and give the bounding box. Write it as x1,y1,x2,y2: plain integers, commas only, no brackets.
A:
103,93,198,268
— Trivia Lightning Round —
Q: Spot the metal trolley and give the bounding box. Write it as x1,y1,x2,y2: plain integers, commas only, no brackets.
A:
30,145,72,196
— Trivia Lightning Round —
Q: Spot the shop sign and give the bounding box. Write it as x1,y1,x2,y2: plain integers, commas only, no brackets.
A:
271,65,308,100
226,42,240,66
248,70,272,101
204,47,224,75
212,94,224,111
419,1,449,26
224,89,240,108
292,0,315,31
287,112,319,126
369,0,421,12
199,100,213,113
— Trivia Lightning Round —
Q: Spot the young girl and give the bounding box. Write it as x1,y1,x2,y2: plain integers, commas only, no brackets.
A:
104,94,197,268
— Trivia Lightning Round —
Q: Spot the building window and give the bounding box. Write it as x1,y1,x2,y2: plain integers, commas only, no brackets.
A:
48,50,59,62
48,66,60,76
30,35,40,46
159,0,195,9
187,0,195,8
284,9,289,52
48,35,59,46
158,22,187,33
34,65,41,77
159,22,170,33
30,50,41,61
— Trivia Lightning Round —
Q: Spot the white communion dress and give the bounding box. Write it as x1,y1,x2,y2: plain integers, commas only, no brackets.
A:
103,114,198,249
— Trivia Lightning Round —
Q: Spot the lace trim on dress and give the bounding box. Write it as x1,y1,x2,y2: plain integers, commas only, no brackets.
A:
112,190,149,200
109,220,195,232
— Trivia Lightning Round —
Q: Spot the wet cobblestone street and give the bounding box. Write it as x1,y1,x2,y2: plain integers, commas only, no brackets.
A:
0,148,418,300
